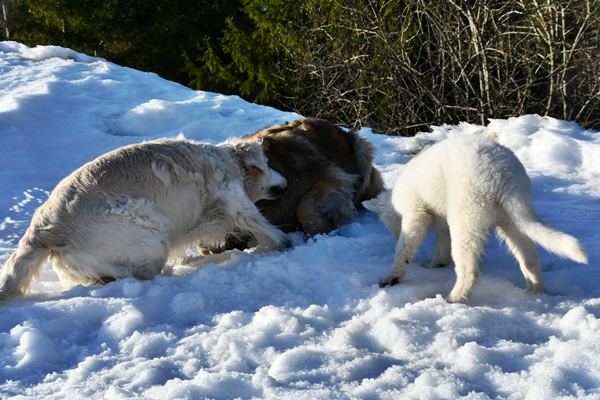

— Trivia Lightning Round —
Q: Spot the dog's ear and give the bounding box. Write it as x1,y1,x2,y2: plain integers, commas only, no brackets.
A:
362,198,381,213
151,154,200,186
362,190,392,214
229,138,268,172
246,164,264,183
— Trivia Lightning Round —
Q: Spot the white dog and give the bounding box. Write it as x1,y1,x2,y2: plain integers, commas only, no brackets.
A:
363,134,588,303
0,137,288,303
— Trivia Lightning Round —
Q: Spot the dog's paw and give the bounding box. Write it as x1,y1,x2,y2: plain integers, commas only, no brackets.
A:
197,247,215,256
426,260,451,269
378,276,400,288
280,239,293,251
256,235,291,253
445,291,468,304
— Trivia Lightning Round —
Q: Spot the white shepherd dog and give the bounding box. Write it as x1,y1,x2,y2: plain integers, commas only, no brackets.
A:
363,134,588,303
0,137,288,303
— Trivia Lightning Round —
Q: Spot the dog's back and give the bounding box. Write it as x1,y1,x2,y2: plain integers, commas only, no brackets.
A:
393,134,526,215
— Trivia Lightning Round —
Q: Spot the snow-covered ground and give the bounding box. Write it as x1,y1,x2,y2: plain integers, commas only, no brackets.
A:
0,41,599,399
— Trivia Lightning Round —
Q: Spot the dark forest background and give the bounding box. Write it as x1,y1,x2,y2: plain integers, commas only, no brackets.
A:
1,0,599,135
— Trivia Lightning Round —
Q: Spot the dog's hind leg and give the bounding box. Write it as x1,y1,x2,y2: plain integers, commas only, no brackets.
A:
56,233,169,285
428,220,452,268
53,210,171,285
446,222,487,303
496,223,544,293
380,211,432,287
0,237,50,303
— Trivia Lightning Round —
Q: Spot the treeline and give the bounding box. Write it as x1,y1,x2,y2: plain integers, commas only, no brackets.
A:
2,0,599,135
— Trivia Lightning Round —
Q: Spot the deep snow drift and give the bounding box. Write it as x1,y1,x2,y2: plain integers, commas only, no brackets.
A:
0,42,599,399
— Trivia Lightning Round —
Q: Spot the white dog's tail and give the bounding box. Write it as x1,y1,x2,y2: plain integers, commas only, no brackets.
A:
504,197,588,264
0,238,50,304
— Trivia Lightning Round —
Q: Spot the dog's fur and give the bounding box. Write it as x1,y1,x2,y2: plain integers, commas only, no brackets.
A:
199,118,384,254
363,134,588,303
0,138,288,303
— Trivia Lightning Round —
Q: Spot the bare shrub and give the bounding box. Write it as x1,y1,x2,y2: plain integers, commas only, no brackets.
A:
274,0,600,135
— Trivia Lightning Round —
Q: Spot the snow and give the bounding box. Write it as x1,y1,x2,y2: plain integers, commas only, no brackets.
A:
1,41,599,399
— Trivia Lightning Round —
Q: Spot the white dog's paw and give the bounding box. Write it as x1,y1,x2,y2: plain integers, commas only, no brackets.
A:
426,259,452,269
271,231,292,251
256,230,290,252
445,291,468,304
378,275,400,288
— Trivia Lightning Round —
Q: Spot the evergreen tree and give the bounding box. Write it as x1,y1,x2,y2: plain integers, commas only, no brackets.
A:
184,0,305,105
5,0,244,87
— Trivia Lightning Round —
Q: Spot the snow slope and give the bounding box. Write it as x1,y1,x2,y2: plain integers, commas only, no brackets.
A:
1,41,599,399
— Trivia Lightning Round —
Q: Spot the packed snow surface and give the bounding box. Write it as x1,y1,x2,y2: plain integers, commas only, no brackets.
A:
1,42,599,399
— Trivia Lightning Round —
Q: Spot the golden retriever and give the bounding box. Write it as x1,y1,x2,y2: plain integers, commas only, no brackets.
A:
0,137,288,303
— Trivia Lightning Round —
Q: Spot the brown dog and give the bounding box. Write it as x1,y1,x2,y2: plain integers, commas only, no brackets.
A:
199,118,384,253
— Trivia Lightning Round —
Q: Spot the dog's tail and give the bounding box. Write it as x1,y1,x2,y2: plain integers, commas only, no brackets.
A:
0,235,50,304
503,196,588,264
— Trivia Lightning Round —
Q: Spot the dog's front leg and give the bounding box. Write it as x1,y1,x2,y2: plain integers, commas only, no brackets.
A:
197,232,251,255
233,202,289,251
379,212,432,287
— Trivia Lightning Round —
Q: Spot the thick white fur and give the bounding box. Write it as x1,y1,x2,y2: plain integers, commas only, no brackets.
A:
0,137,288,303
363,134,588,303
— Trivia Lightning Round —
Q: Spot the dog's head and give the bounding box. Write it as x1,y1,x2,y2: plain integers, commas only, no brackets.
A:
362,190,402,240
224,138,287,202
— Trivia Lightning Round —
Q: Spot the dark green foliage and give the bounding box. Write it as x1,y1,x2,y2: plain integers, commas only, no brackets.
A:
185,0,305,104
3,0,600,135
4,0,244,87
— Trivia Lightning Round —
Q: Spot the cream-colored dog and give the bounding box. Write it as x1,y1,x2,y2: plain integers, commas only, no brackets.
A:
363,134,588,303
0,137,288,303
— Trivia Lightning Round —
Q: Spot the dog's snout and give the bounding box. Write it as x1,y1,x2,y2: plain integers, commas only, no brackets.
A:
267,184,286,199
269,169,287,189
250,167,287,201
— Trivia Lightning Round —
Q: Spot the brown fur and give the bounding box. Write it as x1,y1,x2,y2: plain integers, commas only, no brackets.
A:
199,118,384,254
